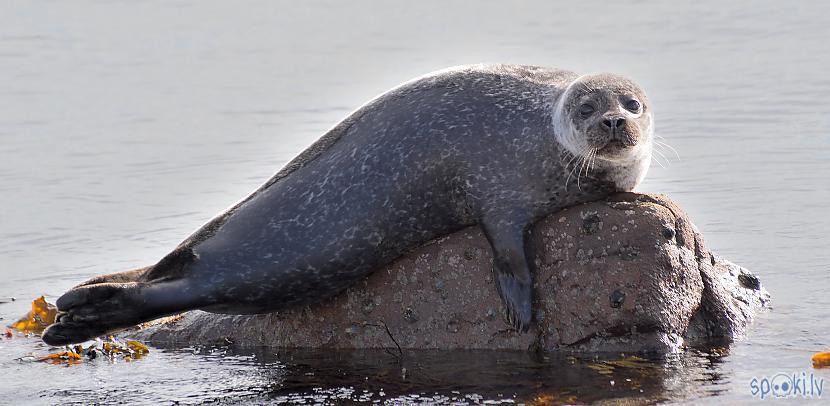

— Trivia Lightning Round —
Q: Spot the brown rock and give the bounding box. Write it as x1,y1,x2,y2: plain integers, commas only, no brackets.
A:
130,193,769,352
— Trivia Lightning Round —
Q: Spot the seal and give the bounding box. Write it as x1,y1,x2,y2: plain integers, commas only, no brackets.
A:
42,64,654,345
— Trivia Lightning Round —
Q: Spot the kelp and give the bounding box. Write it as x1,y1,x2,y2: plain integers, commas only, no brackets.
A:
36,337,151,364
38,351,82,365
813,352,830,369
527,392,580,405
586,355,657,375
9,296,57,333
7,297,150,364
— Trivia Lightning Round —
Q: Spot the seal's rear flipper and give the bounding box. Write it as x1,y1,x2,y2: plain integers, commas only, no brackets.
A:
144,247,198,281
42,320,113,346
74,266,151,288
42,279,203,346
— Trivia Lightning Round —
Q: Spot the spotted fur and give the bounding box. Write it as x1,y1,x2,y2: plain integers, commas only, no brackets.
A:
43,64,654,345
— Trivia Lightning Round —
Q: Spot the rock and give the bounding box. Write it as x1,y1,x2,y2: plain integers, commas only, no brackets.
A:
129,193,769,352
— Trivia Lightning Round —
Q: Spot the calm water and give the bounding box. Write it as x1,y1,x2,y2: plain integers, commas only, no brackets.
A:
1,1,829,404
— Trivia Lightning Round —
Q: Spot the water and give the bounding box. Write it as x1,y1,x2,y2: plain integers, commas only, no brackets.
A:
1,0,828,404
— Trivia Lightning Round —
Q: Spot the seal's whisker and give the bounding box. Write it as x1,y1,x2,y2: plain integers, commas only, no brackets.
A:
565,147,584,169
581,148,594,180
564,145,589,191
656,143,680,162
589,148,598,174
654,139,672,153
654,137,680,160
580,81,594,93
566,149,587,191
565,160,577,190
565,155,581,191
577,156,586,190
592,148,598,173
576,149,592,191
653,148,670,167
578,146,592,189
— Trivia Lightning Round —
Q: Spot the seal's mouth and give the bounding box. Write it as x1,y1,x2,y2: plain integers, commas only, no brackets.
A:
597,140,634,157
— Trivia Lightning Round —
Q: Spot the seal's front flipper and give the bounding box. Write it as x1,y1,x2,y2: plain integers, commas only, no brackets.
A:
495,269,533,332
482,218,533,333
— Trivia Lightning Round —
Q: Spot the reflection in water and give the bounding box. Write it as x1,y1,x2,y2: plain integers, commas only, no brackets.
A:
32,345,731,405
259,349,673,404
262,348,736,404
0,331,734,404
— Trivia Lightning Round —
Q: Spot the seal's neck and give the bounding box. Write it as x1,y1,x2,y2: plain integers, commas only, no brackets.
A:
551,89,582,158
599,140,652,191
606,113,655,191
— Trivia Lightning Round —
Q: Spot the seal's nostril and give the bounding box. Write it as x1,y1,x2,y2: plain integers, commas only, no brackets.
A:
602,117,624,129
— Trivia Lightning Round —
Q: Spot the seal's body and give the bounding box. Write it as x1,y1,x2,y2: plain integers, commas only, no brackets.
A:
43,65,654,345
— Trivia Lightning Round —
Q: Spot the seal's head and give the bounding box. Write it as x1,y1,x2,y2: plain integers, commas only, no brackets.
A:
554,73,654,164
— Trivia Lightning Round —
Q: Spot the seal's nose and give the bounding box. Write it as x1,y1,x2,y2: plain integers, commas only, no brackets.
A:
602,117,626,130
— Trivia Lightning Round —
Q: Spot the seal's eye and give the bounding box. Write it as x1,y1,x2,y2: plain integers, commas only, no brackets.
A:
578,103,595,117
624,99,641,112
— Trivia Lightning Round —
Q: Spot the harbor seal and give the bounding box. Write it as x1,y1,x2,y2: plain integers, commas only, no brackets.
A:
42,64,654,346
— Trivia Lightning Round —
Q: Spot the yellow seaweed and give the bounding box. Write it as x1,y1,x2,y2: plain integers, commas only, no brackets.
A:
605,356,655,370
30,335,150,365
10,296,57,333
38,351,81,362
527,392,579,405
102,342,125,354
813,352,830,369
127,340,150,354
586,363,615,375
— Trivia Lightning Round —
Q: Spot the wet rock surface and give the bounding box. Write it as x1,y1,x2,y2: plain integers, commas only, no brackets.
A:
130,193,769,352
